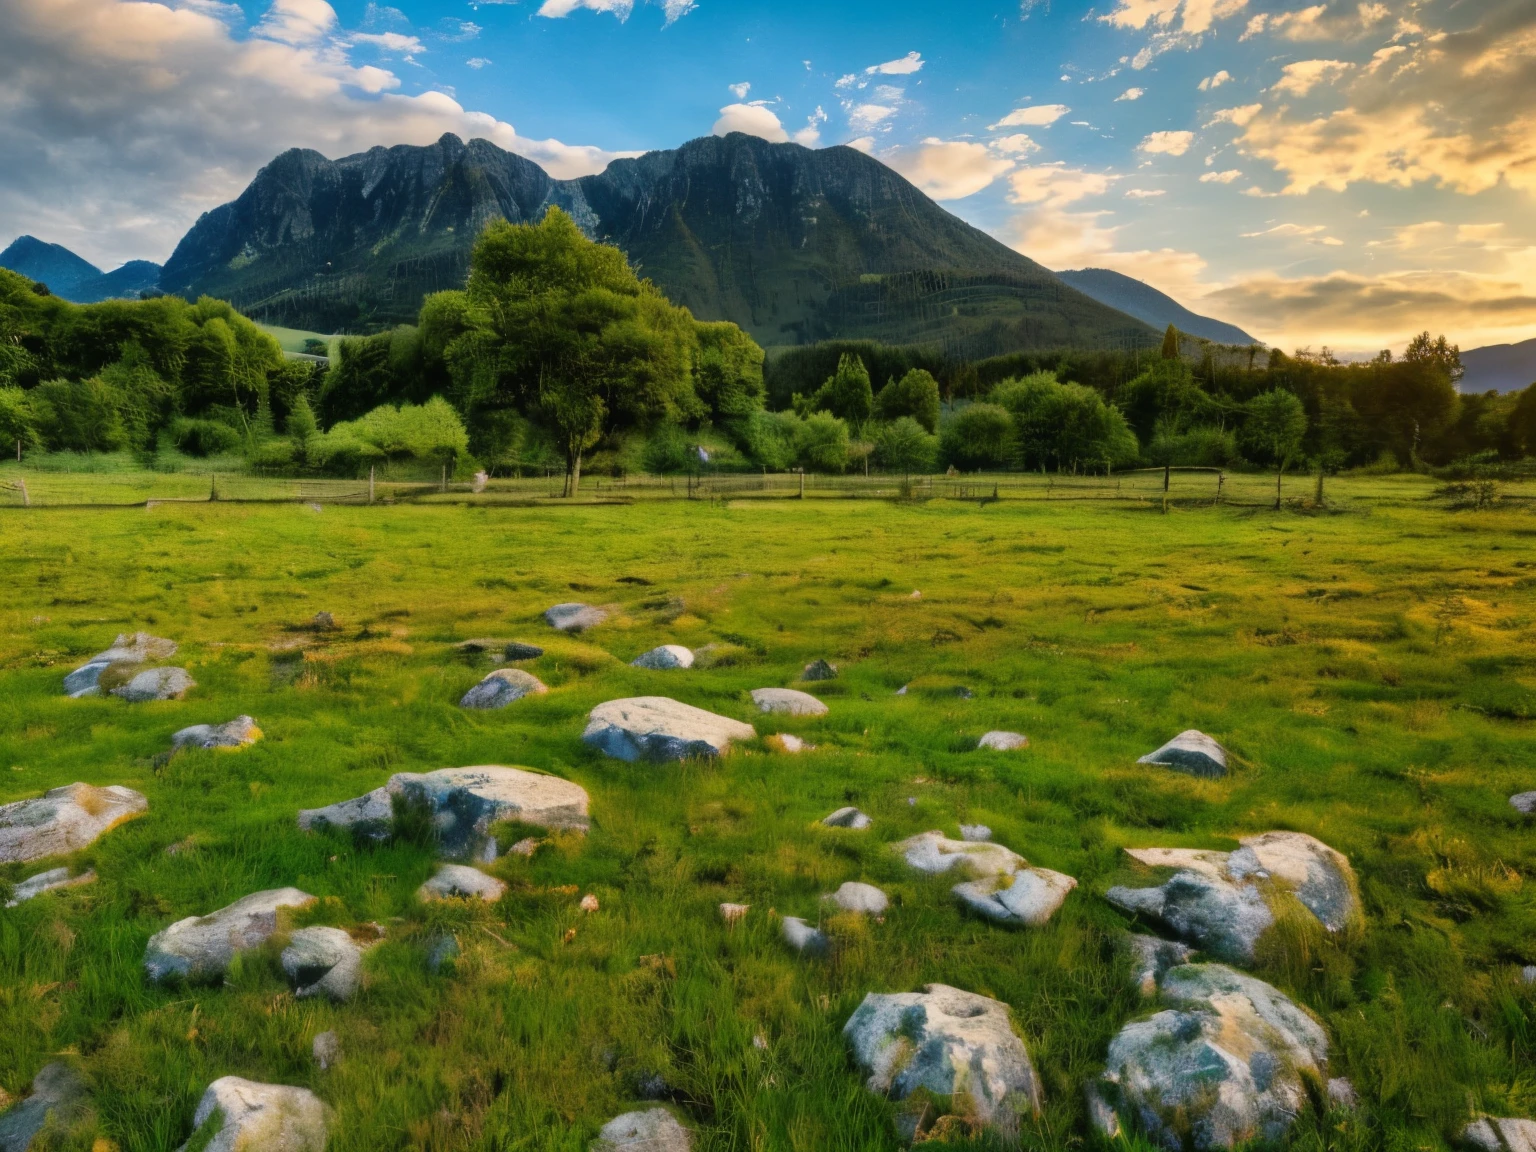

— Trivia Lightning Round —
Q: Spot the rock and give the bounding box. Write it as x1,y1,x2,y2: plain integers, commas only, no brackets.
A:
959,823,992,842
1463,1118,1536,1152
111,666,195,702
5,867,95,907
978,731,1028,751
454,637,511,654
632,645,694,670
418,864,506,902
824,881,888,915
298,765,590,857
426,934,460,973
954,867,1077,927
0,1063,86,1149
750,688,828,717
1096,963,1329,1151
844,984,1041,1141
311,611,338,631
178,1077,330,1152
144,888,316,983
822,807,871,830
801,659,837,681
1327,1079,1358,1110
767,733,814,753
509,837,541,857
0,783,148,864
312,1031,339,1070
719,902,749,924
505,641,545,661
545,602,607,633
1127,934,1193,997
1512,793,1536,815
1138,730,1228,778
1524,965,1536,985
781,916,828,956
1105,831,1360,963
592,1107,692,1152
894,831,1025,878
171,715,261,750
281,926,363,1001
459,668,548,709
63,631,177,697
582,697,755,762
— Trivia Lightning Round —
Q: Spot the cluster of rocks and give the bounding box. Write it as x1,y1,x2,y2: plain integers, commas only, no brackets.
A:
896,831,1078,927
63,632,195,701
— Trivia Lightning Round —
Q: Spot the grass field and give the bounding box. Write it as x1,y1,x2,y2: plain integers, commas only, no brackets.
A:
1,491,1534,1150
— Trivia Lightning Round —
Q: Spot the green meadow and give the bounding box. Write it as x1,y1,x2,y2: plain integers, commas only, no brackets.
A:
1,485,1535,1151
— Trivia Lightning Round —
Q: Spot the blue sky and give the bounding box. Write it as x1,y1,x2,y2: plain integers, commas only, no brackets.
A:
1,0,1531,352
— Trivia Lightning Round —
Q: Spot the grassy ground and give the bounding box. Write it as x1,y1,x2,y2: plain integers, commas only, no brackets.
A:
0,492,1534,1151
256,323,339,358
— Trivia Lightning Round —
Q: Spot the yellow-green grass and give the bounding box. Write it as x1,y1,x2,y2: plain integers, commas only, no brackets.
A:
255,323,338,358
0,495,1534,1150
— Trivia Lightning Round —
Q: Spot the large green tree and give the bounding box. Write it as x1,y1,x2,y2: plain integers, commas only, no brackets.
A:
1242,388,1308,508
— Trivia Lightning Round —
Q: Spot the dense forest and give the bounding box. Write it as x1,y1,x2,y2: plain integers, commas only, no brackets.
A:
2,208,1533,489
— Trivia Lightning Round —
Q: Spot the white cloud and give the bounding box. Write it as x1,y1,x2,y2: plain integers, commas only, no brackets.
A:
1206,103,1261,127
1198,69,1231,90
658,0,695,20
990,104,1070,128
712,103,788,143
256,0,337,44
792,106,827,147
1116,87,1145,101
849,103,896,132
867,51,923,75
1007,204,1211,303
537,0,632,18
1138,130,1195,155
1270,59,1352,96
1241,223,1326,238
349,31,425,57
1200,168,1242,182
728,81,750,100
1099,0,1247,36
1007,162,1115,207
992,133,1041,155
845,136,875,153
1125,188,1165,198
886,139,1014,199
465,56,490,68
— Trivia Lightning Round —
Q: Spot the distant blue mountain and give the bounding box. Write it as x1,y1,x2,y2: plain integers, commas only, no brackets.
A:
1056,267,1260,346
1460,337,1536,394
0,236,161,302
74,260,164,303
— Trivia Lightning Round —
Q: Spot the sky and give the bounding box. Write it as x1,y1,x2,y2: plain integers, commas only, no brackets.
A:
0,0,1532,355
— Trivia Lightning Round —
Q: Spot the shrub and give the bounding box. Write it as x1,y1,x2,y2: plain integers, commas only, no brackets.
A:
642,424,696,474
873,369,941,433
940,403,1012,470
1147,424,1239,467
30,378,127,453
796,412,850,472
0,386,41,451
171,417,243,457
735,410,802,471
873,416,938,475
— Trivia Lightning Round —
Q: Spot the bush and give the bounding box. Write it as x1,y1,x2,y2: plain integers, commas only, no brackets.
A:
1147,424,1239,467
736,410,803,471
796,412,850,472
0,386,41,451
171,417,243,458
642,424,696,474
940,403,1012,470
873,416,937,475
873,369,941,433
30,378,127,453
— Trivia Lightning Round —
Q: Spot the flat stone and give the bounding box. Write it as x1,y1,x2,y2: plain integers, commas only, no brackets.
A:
281,926,363,1001
1463,1118,1536,1152
5,867,95,907
298,765,590,858
894,831,1025,878
144,888,316,983
632,645,694,670
592,1107,692,1152
459,668,548,709
0,783,148,864
781,916,828,956
454,638,511,653
822,806,871,829
418,864,506,902
312,1031,339,1070
171,715,261,750
63,631,177,696
978,731,1028,751
750,688,828,717
1107,868,1274,965
1230,830,1359,932
178,1077,330,1152
954,867,1077,927
844,984,1041,1142
0,1062,87,1149
960,823,992,842
1512,793,1536,815
824,881,888,915
801,659,838,681
1096,963,1330,1150
112,666,195,702
545,602,607,632
1138,730,1228,778
1127,934,1193,997
582,697,755,762
505,641,545,660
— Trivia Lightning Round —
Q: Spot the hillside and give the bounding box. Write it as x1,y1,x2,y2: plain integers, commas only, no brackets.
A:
0,237,162,303
1461,337,1536,394
159,133,1156,356
1056,267,1259,345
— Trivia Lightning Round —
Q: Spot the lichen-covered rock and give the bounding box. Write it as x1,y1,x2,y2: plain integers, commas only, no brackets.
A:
298,765,590,857
459,668,548,709
0,1063,87,1149
505,641,545,660
582,697,754,762
112,666,195,702
1095,963,1329,1151
0,783,148,864
1463,1117,1536,1152
822,806,871,829
545,603,607,632
978,731,1028,751
824,881,888,915
781,915,828,956
953,867,1077,927
281,926,363,1001
844,984,1041,1142
1127,934,1192,997
418,864,506,902
171,715,261,750
632,645,694,670
5,867,95,907
894,831,1025,878
801,659,837,681
1138,730,1228,778
1510,793,1536,816
63,632,177,697
178,1077,330,1152
144,888,316,983
749,688,828,716
592,1107,692,1152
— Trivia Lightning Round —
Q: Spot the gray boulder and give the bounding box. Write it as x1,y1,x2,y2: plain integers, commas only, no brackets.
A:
505,641,545,660
822,806,871,830
1464,1118,1536,1152
632,645,694,670
1138,730,1228,778
824,881,888,915
1127,934,1192,997
0,783,148,864
0,1063,86,1149
960,823,992,841
750,688,828,717
978,731,1028,751
844,984,1041,1141
1512,793,1536,816
1095,963,1329,1150
171,715,261,750
781,915,829,956
582,697,755,762
592,1107,691,1152
144,887,316,983
459,668,548,709
894,831,1025,878
281,926,363,1001
801,659,837,681
545,603,607,632
298,765,590,858
177,1077,330,1152
112,666,195,702
63,631,176,696
953,867,1077,927
418,864,506,902
5,867,95,907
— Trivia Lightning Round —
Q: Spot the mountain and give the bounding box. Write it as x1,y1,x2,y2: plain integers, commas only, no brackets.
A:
72,260,164,303
160,132,1157,356
0,237,162,303
1460,337,1536,394
1055,267,1259,346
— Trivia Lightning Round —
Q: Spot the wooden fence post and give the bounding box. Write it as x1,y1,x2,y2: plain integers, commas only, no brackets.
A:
799,470,805,499
369,466,375,504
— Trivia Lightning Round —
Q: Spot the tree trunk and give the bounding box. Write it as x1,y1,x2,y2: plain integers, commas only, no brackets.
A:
567,449,583,497
1275,465,1282,510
